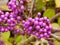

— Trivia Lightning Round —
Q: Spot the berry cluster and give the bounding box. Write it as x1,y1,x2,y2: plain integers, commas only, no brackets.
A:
0,11,9,32
0,10,21,32
8,0,25,14
22,12,52,39
0,0,52,40
0,0,26,33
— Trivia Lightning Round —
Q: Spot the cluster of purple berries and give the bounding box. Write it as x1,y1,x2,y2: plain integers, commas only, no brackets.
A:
8,0,25,14
0,0,26,33
0,11,9,32
0,0,52,40
0,10,22,32
22,12,52,39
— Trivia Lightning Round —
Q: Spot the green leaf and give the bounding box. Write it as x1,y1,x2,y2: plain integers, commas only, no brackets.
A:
16,35,23,44
51,23,60,29
16,35,27,44
37,0,45,11
5,41,12,45
58,18,60,26
8,37,14,43
1,31,10,40
54,39,60,45
43,8,55,19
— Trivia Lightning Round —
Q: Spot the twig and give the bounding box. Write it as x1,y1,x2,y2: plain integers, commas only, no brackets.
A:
51,34,60,42
41,38,49,45
29,0,38,17
52,28,60,33
54,32,60,36
50,12,60,23
23,11,28,19
34,40,41,45
46,38,54,41
29,0,35,15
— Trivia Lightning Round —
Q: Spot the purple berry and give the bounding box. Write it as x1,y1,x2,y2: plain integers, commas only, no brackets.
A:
37,12,41,17
20,0,24,4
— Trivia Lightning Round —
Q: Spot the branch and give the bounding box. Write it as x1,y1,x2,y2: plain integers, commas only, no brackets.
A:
51,34,60,42
29,0,38,17
41,38,49,45
50,12,60,23
46,38,54,41
34,40,41,45
29,0,34,15
52,28,60,33
54,32,60,36
19,35,36,45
